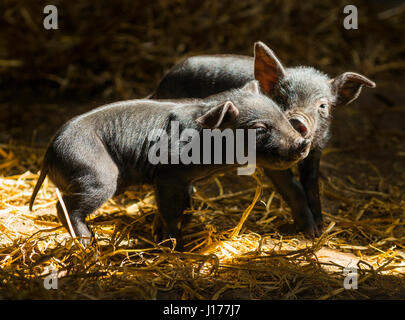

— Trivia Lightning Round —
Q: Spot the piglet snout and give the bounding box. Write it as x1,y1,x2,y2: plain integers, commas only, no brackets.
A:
291,138,311,160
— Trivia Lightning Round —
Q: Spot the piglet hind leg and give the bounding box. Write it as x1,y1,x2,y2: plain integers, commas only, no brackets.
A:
56,197,92,247
54,165,119,247
152,180,191,251
56,186,117,247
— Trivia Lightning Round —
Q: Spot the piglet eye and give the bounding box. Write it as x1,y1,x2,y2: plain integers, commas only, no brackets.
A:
252,123,267,130
319,103,328,109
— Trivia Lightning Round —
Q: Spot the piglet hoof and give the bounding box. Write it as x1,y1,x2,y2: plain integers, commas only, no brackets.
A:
278,220,321,238
152,216,164,244
299,221,322,239
174,240,184,252
277,223,297,235
314,217,323,233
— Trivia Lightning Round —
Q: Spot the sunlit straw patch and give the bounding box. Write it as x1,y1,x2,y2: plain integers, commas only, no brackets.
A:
0,144,404,299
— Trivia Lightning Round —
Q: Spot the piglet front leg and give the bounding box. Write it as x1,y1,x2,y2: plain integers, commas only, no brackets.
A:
298,149,323,230
152,179,191,251
264,168,320,237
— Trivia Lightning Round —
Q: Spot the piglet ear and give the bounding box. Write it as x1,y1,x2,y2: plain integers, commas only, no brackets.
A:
240,80,261,94
330,72,376,105
254,42,286,96
196,101,239,129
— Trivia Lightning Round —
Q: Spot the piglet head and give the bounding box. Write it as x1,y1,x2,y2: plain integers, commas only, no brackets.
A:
197,81,311,170
253,41,376,150
251,107,311,170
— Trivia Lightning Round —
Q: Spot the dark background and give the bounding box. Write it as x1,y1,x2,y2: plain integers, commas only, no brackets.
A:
0,0,404,146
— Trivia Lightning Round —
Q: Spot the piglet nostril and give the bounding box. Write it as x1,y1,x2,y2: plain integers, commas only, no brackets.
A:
290,118,308,137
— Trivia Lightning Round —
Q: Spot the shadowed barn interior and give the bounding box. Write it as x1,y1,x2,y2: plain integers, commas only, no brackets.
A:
0,0,404,299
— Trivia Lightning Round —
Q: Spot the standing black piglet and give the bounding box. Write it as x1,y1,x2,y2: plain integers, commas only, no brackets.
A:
29,82,309,250
152,42,376,236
